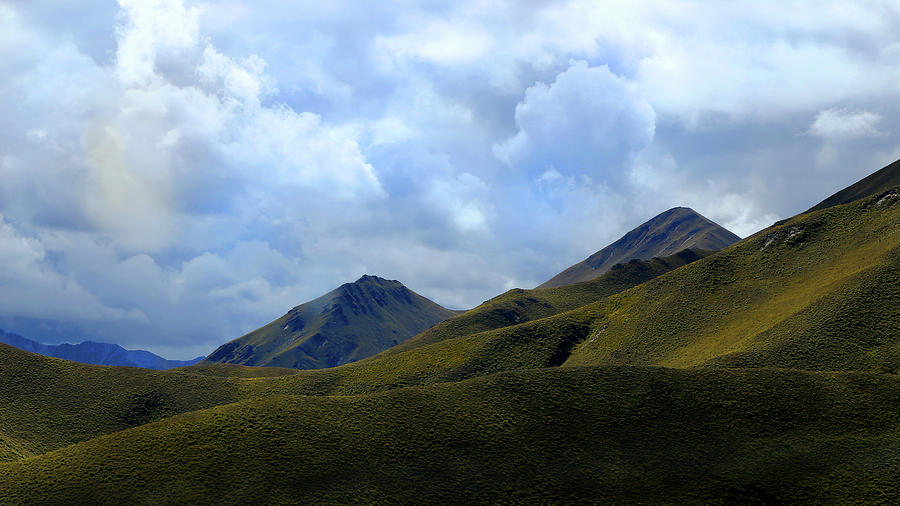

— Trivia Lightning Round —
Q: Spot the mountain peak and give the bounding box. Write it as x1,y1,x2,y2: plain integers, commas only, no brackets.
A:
205,277,456,370
353,274,399,286
538,206,739,289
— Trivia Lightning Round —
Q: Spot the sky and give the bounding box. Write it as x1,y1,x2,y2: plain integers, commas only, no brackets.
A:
1,0,900,359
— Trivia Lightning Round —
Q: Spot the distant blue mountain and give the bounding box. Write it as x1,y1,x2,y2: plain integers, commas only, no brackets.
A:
0,329,204,370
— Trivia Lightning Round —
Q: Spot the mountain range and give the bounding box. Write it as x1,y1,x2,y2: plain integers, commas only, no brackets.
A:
0,329,202,370
538,206,740,288
0,158,898,503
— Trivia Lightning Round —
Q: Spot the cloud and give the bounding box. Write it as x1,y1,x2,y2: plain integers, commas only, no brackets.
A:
0,216,147,323
494,61,655,187
808,108,884,139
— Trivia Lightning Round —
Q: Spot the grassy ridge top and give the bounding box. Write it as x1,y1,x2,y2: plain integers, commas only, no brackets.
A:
255,190,900,395
2,366,899,504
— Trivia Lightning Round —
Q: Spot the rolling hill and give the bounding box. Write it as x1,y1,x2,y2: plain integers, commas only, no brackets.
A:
0,330,203,370
0,343,247,462
539,207,740,288
204,275,457,369
2,366,899,504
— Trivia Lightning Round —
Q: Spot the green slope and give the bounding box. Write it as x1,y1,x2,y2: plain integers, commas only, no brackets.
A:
0,344,249,461
561,187,900,371
204,275,457,369
807,158,900,212
2,366,899,504
2,186,895,467
381,248,711,355
539,207,739,288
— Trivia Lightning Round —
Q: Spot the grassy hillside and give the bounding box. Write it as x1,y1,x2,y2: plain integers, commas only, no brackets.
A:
381,248,710,356
169,363,301,378
2,366,899,504
204,275,457,369
562,187,900,371
807,158,900,212
0,344,247,461
539,207,739,288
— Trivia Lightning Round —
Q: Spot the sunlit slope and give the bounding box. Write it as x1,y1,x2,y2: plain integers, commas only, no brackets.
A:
0,344,248,461
2,366,899,504
563,188,900,371
380,248,710,356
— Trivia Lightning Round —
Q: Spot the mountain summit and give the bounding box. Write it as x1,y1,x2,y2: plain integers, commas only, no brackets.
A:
538,207,740,288
204,275,457,369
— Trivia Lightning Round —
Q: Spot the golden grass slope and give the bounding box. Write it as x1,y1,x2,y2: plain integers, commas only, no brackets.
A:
563,187,900,372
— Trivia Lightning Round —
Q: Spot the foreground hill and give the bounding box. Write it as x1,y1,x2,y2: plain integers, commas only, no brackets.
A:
1,366,898,504
539,207,739,288
205,275,457,369
0,343,251,462
0,330,202,370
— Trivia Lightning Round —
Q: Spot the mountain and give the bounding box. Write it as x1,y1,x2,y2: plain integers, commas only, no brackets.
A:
807,157,900,212
538,207,740,288
204,275,457,369
0,329,203,370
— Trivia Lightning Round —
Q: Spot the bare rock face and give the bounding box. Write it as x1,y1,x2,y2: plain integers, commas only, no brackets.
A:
204,275,457,369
